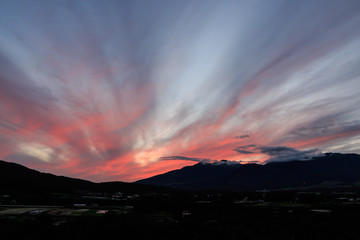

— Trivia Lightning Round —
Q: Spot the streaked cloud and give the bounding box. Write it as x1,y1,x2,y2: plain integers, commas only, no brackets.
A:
234,145,321,163
233,149,254,155
234,134,251,139
160,156,213,163
0,0,359,181
259,146,321,163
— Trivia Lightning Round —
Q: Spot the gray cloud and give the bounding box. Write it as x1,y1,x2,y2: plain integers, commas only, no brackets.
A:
239,160,259,164
291,120,360,139
233,144,257,154
234,144,322,163
259,146,299,156
160,156,213,163
233,149,254,154
259,146,321,163
234,134,250,139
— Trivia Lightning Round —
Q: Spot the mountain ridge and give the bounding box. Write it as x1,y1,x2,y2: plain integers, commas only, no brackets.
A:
136,153,360,191
2,152,360,194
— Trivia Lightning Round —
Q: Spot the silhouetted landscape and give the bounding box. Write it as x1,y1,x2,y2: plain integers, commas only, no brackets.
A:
2,153,360,239
137,153,360,191
1,0,360,239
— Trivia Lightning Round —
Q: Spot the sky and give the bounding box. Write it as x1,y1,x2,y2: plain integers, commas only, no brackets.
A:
0,0,360,182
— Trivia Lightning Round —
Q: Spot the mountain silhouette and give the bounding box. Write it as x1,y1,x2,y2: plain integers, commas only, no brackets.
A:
3,153,360,194
0,160,174,195
136,153,360,191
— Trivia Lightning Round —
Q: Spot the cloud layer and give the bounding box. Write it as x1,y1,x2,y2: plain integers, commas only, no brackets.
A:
0,0,360,181
233,145,321,163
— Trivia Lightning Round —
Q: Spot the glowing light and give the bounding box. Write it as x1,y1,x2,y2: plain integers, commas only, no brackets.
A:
17,143,54,163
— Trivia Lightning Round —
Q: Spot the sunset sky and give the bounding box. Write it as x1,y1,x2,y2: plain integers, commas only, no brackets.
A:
1,0,360,182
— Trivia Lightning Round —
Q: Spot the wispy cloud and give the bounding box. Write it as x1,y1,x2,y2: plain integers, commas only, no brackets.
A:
259,146,321,163
234,134,251,139
233,145,322,163
233,149,254,154
0,0,359,181
160,156,213,163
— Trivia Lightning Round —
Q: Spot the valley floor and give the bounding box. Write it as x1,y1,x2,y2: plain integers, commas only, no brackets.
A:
1,195,360,240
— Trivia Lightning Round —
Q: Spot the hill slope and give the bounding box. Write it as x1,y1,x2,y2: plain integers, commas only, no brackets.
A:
0,160,173,194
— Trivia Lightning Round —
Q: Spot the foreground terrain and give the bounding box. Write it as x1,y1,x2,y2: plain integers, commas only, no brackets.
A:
1,191,360,240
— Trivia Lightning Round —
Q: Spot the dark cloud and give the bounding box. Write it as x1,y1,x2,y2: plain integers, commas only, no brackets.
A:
160,156,213,163
258,146,298,156
233,149,254,154
234,134,250,139
235,144,257,149
234,144,322,163
233,144,257,154
259,146,321,163
239,160,259,164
